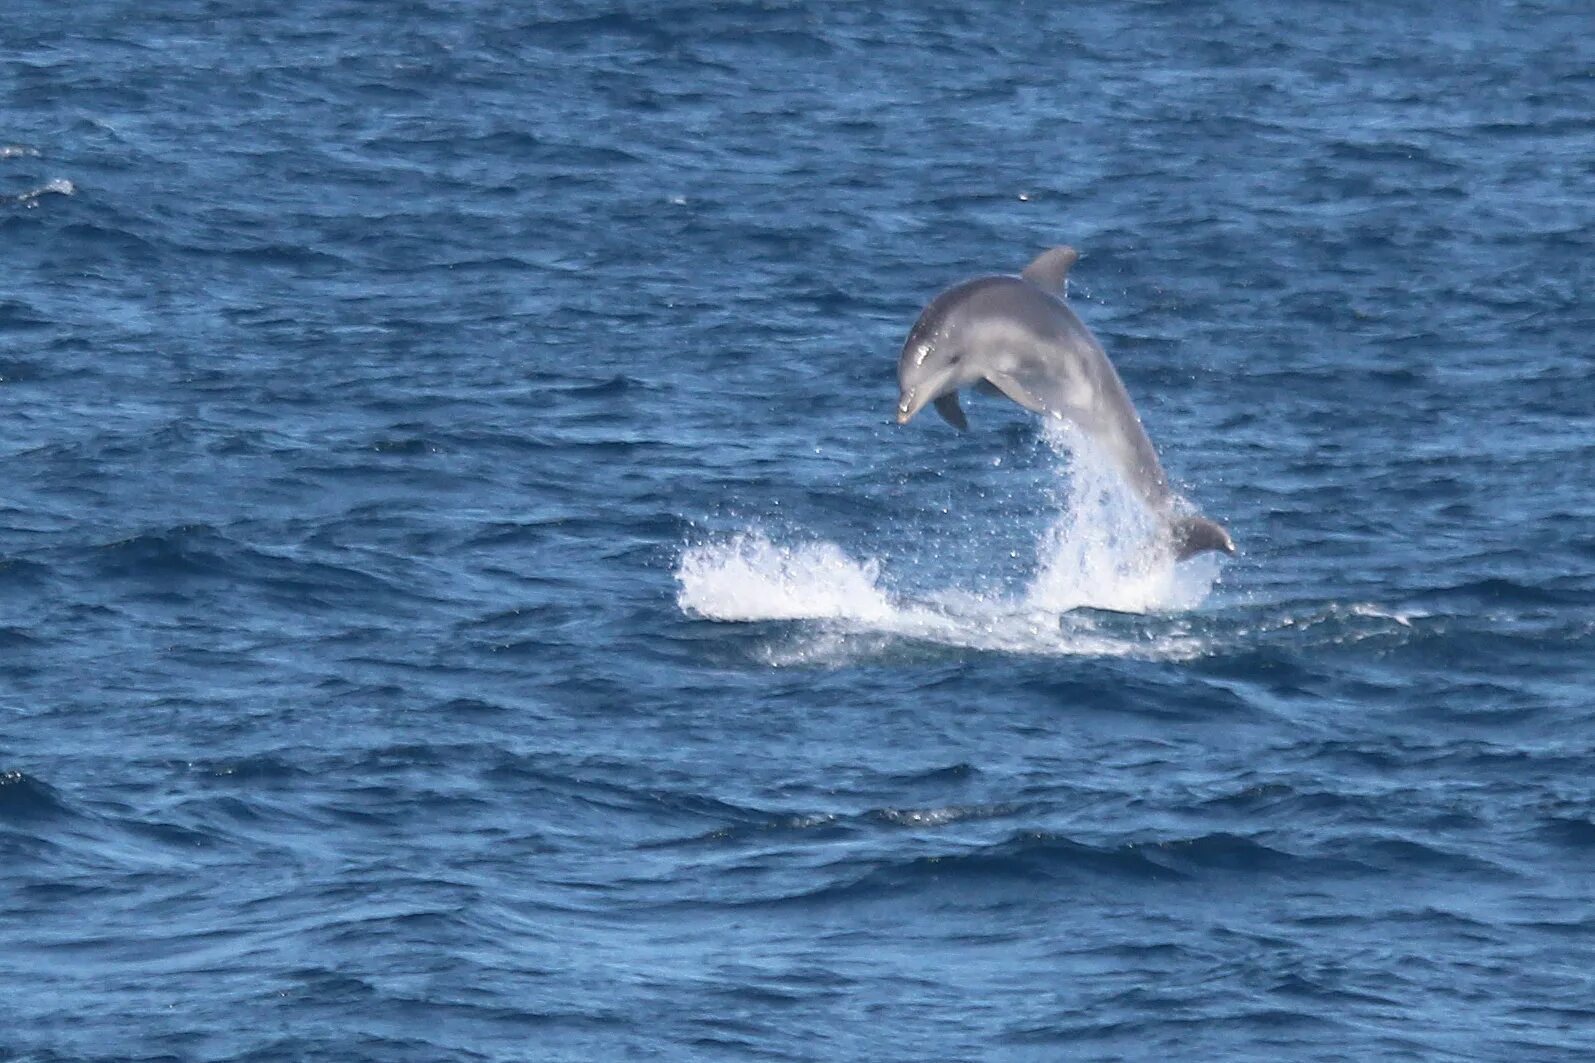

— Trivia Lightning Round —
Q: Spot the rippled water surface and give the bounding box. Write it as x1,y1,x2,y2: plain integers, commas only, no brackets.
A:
5,2,1595,1060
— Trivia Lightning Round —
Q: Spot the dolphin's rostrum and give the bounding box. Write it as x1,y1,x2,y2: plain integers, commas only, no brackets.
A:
896,247,1235,560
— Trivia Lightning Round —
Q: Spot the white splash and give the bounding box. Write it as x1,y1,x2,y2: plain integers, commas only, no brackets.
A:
675,420,1222,661
675,535,894,624
1024,420,1216,615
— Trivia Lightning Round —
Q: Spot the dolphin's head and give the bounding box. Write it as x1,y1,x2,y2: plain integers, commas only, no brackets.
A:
896,342,959,425
896,299,965,425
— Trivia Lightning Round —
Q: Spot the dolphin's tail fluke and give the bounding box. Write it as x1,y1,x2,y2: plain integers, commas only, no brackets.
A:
1171,515,1235,560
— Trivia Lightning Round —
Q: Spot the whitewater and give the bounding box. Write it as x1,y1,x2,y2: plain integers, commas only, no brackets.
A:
677,422,1224,661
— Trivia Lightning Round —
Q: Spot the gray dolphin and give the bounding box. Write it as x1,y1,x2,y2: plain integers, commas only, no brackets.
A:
896,246,1234,560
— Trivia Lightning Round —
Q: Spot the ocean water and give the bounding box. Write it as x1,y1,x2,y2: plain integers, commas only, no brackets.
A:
4,1,1594,1059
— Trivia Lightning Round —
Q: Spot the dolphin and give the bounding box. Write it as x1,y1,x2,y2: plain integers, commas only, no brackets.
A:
895,246,1235,560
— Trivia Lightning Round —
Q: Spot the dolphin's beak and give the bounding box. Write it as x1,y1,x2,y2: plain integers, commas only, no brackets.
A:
895,389,922,425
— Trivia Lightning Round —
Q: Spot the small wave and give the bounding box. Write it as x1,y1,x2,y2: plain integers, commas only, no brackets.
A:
0,770,76,823
882,762,979,786
1236,600,1427,647
192,754,310,786
868,803,1022,828
1538,816,1595,849
6,178,74,205
655,801,1025,850
561,374,644,397
0,626,43,649
774,829,1350,907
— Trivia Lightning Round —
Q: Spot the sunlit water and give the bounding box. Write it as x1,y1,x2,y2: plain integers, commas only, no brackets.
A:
4,2,1594,1061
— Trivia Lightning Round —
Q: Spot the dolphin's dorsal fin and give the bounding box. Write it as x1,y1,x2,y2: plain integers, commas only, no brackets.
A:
1020,246,1080,294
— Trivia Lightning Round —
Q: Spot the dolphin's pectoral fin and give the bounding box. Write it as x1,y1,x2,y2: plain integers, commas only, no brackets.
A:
1019,247,1080,294
982,372,1048,415
933,392,968,430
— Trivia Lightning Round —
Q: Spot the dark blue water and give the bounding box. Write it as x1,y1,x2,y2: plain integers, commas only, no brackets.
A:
5,2,1595,1059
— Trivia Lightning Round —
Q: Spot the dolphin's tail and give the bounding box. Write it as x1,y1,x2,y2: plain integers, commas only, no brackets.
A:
1171,515,1235,560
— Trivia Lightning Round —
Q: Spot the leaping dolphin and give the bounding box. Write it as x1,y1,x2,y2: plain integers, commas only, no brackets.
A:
896,246,1235,560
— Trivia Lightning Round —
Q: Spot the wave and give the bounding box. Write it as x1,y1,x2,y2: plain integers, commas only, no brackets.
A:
5,178,73,206
0,770,77,824
675,422,1221,660
755,829,1361,910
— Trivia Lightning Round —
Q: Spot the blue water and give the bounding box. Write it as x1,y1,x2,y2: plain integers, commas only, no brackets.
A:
5,2,1594,1059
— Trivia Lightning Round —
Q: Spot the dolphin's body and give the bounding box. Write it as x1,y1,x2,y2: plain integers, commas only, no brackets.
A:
896,247,1234,560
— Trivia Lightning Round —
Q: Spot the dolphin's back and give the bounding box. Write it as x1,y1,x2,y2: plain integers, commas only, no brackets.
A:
921,276,1173,505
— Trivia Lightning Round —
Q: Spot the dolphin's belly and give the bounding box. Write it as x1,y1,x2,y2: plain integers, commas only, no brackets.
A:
1006,314,1173,503
1001,333,1099,416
